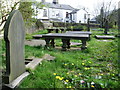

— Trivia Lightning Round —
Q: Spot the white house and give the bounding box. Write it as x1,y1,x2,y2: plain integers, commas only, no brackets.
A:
34,0,79,23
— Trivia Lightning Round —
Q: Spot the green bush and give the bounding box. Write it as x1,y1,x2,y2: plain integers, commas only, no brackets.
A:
36,20,44,29
73,25,83,29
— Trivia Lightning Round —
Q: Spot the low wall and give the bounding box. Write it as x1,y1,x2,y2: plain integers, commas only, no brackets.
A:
25,20,44,34
52,22,100,28
25,21,100,34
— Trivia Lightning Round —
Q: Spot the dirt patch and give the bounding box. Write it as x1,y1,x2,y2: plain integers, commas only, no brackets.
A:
25,39,46,46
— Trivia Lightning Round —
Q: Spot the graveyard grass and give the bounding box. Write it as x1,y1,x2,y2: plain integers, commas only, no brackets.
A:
1,29,119,88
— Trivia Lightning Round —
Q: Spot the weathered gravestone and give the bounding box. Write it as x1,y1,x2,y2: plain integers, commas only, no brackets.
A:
95,35,115,39
3,10,27,85
118,1,120,69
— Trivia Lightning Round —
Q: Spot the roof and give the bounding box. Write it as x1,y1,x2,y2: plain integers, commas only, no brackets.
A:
69,9,79,14
42,2,76,10
49,18,62,22
90,17,97,21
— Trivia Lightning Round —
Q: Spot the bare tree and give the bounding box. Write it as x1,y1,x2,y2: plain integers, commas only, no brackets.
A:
0,0,20,31
93,1,117,34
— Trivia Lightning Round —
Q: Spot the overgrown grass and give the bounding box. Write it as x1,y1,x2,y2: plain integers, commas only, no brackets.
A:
91,28,118,36
20,39,119,88
18,29,119,88
0,39,6,70
1,28,119,88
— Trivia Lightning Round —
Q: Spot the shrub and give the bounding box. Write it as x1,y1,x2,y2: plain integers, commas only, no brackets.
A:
36,19,44,29
73,25,83,29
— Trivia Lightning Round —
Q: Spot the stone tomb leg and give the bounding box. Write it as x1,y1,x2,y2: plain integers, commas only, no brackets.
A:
81,40,87,50
55,29,59,33
3,10,28,86
66,39,70,49
45,38,51,49
50,39,55,47
62,39,68,51
45,38,55,48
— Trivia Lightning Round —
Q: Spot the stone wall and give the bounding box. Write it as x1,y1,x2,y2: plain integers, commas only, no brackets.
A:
52,22,100,28
25,20,44,34
25,24,40,34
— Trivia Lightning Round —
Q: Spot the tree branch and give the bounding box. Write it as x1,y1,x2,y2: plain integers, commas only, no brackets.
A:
0,1,19,27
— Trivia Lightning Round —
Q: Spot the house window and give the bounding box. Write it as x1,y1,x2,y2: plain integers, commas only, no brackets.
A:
52,11,55,16
56,11,60,17
66,12,69,18
56,13,59,16
84,14,86,19
43,9,47,17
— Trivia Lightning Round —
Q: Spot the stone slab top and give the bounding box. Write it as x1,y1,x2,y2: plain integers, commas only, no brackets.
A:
47,27,66,29
25,39,46,46
32,34,43,38
33,33,89,39
95,35,115,39
66,31,92,35
44,33,89,37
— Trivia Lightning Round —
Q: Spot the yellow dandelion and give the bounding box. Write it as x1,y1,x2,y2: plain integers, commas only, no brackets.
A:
53,73,56,75
91,85,94,87
101,73,103,75
67,72,69,75
84,67,88,70
82,63,85,65
56,76,60,79
66,80,69,82
112,74,115,76
59,78,62,80
88,61,91,63
69,86,72,88
64,64,67,66
72,63,74,65
79,73,82,75
59,77,64,80
87,68,90,70
74,75,77,77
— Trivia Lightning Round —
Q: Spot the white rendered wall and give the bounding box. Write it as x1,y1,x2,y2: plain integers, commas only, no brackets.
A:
76,10,88,23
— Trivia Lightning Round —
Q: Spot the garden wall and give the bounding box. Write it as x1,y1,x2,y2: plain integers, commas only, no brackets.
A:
25,20,44,34
25,21,100,34
52,22,100,28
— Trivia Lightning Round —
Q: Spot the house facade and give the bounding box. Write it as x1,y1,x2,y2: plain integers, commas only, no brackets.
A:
34,0,79,23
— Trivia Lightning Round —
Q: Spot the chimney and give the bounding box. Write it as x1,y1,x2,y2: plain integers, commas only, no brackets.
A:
53,0,58,4
42,0,45,3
